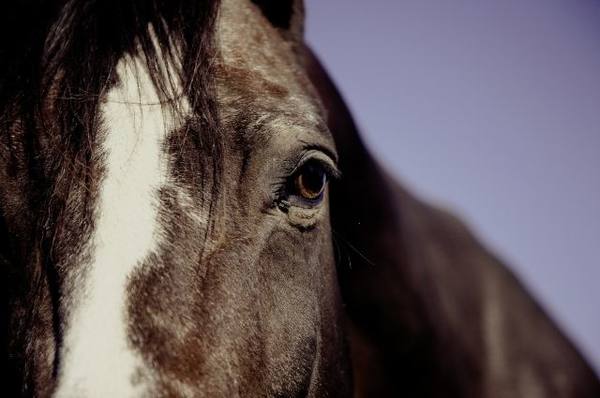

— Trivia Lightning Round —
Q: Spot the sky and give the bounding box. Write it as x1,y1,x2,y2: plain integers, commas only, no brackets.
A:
305,0,600,373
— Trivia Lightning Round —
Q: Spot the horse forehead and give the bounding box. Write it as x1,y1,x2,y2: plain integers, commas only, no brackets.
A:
54,54,189,396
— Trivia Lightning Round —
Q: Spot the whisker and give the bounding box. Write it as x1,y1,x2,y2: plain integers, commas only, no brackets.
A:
332,229,376,267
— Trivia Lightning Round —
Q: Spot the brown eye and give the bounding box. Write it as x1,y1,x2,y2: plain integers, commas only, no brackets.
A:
294,161,327,201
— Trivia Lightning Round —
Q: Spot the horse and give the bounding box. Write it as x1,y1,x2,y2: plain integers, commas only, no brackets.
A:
0,0,598,396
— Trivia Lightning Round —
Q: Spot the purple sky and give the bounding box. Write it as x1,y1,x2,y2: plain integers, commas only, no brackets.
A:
305,0,600,373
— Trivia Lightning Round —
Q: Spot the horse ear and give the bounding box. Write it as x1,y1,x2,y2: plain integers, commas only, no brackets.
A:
251,0,304,44
303,46,600,396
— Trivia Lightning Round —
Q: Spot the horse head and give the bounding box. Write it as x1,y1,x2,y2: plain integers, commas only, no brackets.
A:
0,0,598,397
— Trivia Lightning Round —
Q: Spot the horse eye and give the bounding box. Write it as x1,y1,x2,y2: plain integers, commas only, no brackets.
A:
293,161,328,201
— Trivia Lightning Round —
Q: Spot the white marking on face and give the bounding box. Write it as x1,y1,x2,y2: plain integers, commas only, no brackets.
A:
54,53,185,397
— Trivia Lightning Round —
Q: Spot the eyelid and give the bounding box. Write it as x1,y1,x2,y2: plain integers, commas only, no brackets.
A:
269,147,340,213
291,149,341,181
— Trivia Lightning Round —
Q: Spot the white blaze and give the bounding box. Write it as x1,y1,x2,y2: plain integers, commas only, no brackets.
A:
55,55,179,397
